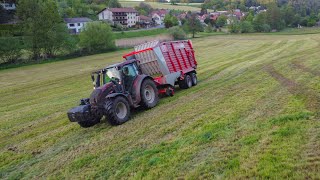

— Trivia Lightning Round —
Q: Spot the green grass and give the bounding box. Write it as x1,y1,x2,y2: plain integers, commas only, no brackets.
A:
114,28,168,39
1,32,320,179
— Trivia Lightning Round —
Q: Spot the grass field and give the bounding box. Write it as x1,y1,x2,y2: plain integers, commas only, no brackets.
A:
1,33,320,179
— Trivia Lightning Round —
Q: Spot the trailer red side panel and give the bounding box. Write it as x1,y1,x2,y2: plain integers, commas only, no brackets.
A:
160,40,197,74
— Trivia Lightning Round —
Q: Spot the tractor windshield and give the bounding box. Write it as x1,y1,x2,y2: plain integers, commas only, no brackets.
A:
105,67,121,82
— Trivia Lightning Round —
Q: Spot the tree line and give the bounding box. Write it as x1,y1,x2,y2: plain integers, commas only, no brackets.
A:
0,0,117,66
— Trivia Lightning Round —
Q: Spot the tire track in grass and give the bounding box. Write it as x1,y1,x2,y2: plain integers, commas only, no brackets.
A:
264,64,320,114
291,60,320,77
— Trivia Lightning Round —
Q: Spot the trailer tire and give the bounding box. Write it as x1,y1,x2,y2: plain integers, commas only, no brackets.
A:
179,74,192,89
191,73,197,86
104,96,130,125
78,118,100,128
140,79,159,109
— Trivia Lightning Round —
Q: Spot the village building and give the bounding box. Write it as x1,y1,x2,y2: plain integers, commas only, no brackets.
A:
0,0,16,10
139,15,153,28
151,9,168,25
98,7,139,28
64,17,92,34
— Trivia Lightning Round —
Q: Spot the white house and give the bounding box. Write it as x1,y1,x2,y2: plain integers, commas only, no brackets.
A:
64,17,92,34
151,9,168,25
98,7,139,28
0,2,16,10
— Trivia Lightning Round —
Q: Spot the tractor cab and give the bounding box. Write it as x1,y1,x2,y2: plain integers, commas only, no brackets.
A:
91,59,140,93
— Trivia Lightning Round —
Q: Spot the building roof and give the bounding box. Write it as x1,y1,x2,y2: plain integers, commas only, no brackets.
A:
139,15,152,21
151,9,168,16
110,7,137,13
64,17,92,23
98,7,137,14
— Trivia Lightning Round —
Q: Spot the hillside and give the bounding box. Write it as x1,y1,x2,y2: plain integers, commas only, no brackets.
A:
1,33,320,179
120,1,207,11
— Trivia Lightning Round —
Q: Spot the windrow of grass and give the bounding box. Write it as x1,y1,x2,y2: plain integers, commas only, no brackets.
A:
0,34,320,179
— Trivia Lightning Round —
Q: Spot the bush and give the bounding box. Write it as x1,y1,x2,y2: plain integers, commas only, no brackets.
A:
240,21,254,33
169,26,187,40
262,24,271,32
229,23,240,33
204,25,213,33
0,37,24,64
79,22,116,54
307,19,317,27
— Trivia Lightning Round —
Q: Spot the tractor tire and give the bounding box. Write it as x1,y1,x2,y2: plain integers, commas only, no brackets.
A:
104,96,130,125
140,79,159,109
179,74,192,89
78,118,100,128
191,73,197,86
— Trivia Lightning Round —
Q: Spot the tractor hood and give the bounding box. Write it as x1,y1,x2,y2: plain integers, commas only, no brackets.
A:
89,82,114,106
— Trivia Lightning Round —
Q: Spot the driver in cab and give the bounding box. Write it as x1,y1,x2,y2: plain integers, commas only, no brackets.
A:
122,66,134,92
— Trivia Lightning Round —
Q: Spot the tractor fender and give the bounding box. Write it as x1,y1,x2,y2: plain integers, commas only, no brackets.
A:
132,75,154,105
105,93,134,107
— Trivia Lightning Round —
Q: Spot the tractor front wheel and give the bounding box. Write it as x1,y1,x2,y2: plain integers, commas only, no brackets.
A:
140,79,159,109
78,118,100,128
104,96,130,125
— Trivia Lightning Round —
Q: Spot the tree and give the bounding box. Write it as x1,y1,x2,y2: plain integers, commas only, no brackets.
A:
282,5,295,26
169,26,187,40
216,15,227,27
108,0,122,8
79,22,116,53
240,21,254,33
164,14,173,28
183,13,203,38
41,0,71,58
17,0,43,60
171,16,179,26
253,11,267,32
266,3,285,30
17,0,71,60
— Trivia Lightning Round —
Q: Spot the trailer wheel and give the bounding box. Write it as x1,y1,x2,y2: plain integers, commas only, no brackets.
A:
140,79,159,109
191,73,197,86
104,96,130,125
179,74,192,89
78,118,100,128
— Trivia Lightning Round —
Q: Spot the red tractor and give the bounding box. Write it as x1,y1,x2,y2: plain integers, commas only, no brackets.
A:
67,40,198,127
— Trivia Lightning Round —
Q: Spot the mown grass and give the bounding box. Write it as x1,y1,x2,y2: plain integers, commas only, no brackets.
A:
114,28,168,39
0,33,320,179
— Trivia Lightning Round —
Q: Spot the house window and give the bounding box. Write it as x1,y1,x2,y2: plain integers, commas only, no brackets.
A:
69,23,75,27
78,23,81,26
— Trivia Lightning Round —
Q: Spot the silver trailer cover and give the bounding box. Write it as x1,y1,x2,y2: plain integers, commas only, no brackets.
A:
134,41,170,76
134,41,182,87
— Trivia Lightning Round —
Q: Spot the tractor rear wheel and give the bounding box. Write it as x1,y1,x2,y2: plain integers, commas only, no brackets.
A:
179,74,192,89
104,96,130,125
191,73,197,86
140,79,159,109
78,118,100,128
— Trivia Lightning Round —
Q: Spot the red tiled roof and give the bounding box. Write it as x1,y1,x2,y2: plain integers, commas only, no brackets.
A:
151,9,168,16
139,15,152,21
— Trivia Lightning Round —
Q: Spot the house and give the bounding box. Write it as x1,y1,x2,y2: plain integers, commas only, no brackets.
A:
151,9,168,25
198,14,208,23
98,7,139,28
139,15,153,28
64,17,92,34
0,1,16,10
